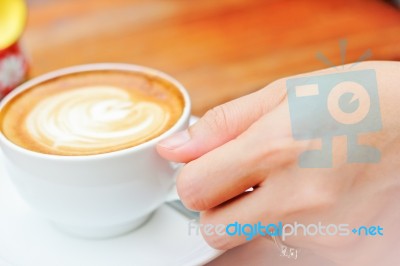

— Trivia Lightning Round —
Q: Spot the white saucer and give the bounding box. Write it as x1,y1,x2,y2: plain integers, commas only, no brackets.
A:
0,152,223,266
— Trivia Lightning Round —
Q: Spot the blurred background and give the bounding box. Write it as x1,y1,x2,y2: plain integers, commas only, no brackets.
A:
22,0,400,116
1,0,398,264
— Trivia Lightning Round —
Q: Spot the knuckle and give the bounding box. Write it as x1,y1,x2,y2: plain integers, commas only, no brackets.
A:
184,196,209,211
300,181,338,210
255,138,300,167
281,180,340,215
266,78,285,90
260,78,287,101
202,105,230,134
318,186,339,208
176,165,210,211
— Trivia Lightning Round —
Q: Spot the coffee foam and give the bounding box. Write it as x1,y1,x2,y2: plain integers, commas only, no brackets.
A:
0,71,184,155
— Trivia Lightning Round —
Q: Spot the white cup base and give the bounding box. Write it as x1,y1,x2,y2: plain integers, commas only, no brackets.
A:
51,213,153,239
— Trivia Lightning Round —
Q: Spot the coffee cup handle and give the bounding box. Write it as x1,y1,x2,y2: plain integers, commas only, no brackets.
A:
165,115,199,202
165,178,181,202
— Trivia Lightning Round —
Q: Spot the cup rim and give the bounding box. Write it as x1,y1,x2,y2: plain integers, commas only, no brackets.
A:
0,63,191,161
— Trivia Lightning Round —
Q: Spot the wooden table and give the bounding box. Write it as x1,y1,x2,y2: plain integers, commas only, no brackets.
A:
25,0,400,117
23,0,400,265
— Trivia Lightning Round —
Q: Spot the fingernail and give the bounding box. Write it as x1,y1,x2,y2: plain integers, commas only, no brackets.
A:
159,130,191,150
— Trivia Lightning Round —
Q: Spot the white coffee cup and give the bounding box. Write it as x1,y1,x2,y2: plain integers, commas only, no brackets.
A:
0,63,191,238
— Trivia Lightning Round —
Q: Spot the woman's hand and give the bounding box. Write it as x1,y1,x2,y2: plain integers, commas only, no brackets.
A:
157,61,400,266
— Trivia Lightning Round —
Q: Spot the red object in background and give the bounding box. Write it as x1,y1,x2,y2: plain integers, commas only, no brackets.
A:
0,42,28,100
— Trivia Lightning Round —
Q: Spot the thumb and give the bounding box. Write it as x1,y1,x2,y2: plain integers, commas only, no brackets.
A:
157,82,286,162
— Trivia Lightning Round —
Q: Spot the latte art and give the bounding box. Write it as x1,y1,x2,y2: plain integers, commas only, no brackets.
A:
0,70,184,155
26,86,170,154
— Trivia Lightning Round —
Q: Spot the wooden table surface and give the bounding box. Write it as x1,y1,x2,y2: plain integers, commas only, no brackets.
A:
25,0,400,116
23,0,399,265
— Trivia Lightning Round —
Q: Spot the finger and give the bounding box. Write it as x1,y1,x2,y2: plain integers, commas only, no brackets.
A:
198,165,336,250
198,183,287,250
177,103,306,211
157,80,286,163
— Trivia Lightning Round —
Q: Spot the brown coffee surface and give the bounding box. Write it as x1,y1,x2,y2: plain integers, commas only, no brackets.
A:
0,70,184,155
